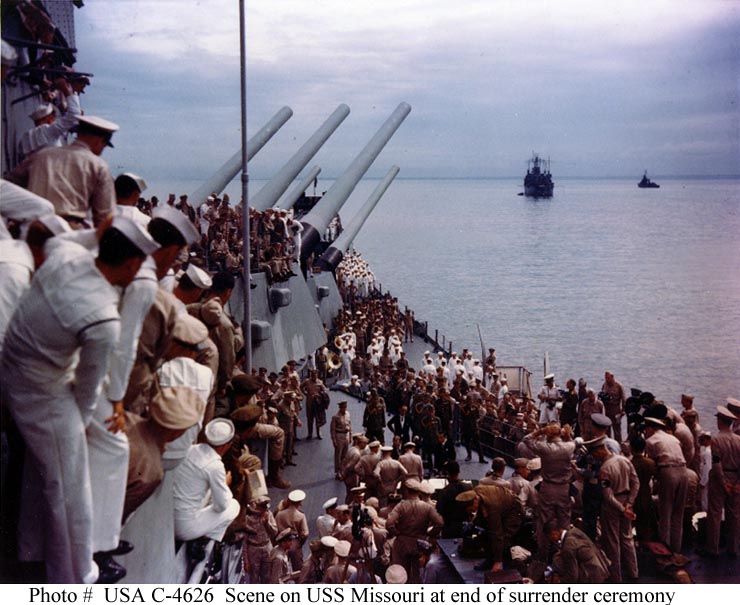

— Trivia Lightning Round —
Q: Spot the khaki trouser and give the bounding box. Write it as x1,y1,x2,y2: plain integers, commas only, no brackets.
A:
600,494,638,581
246,422,285,462
706,471,740,555
656,465,688,552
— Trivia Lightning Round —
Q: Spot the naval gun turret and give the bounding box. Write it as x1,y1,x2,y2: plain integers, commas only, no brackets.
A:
188,106,293,207
249,104,349,211
299,102,411,262
316,165,400,272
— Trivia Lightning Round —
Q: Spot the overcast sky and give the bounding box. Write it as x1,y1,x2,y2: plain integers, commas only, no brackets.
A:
74,0,739,183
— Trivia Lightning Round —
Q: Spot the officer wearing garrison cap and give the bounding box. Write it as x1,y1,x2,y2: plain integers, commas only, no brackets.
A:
1,216,155,583
331,400,352,479
704,405,740,558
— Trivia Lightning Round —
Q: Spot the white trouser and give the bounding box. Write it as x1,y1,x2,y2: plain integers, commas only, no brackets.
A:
9,386,98,583
87,399,130,552
174,498,240,542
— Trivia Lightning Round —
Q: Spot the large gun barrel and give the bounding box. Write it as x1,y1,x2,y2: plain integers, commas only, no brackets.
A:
300,102,411,260
250,104,349,211
189,106,293,207
275,165,321,210
316,165,400,272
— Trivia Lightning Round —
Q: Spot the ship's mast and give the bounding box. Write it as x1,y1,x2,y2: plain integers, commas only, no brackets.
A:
239,0,252,372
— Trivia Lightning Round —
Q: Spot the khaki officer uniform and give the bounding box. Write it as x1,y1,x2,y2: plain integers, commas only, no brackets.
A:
399,448,424,481
523,431,576,557
243,501,278,584
374,453,408,505
275,491,309,571
268,530,295,584
552,526,610,583
645,422,688,552
123,287,180,415
599,453,640,581
330,403,352,474
707,407,740,556
341,442,364,503
386,481,444,582
474,484,523,565
355,448,381,500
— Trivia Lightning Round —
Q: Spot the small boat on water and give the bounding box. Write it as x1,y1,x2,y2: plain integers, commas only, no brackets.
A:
638,170,660,188
523,153,554,198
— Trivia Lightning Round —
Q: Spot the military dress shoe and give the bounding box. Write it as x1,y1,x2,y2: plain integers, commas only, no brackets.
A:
94,554,126,584
104,540,134,556
186,537,209,562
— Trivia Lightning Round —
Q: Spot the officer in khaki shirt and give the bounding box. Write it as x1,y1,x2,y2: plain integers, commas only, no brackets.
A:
330,400,352,476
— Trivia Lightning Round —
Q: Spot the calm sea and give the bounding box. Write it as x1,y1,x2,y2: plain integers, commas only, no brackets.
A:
153,176,740,421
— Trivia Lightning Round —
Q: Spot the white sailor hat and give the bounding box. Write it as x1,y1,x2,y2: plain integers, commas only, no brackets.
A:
385,564,407,584
37,213,71,236
545,373,555,381
288,489,306,503
185,264,212,289
334,540,351,558
380,445,393,453
120,172,147,193
368,440,381,449
111,215,160,255
322,497,338,510
76,115,120,146
204,418,235,446
1,40,17,65
320,536,338,549
152,205,200,245
29,104,54,121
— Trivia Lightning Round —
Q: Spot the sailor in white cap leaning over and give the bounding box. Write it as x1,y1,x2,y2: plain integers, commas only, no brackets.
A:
172,418,240,552
7,114,120,228
0,217,155,583
0,181,70,350
84,202,199,571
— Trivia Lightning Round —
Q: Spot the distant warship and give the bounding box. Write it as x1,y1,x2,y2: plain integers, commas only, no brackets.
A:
638,170,660,188
523,153,554,198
